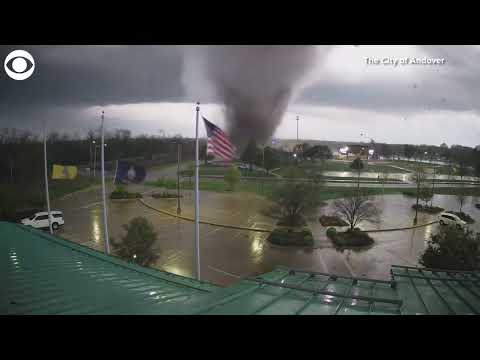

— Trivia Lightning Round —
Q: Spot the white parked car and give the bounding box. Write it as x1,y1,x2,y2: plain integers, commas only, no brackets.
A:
21,211,65,231
438,212,467,229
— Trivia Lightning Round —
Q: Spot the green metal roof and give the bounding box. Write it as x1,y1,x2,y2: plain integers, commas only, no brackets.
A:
173,268,403,315
0,222,217,314
1,221,479,315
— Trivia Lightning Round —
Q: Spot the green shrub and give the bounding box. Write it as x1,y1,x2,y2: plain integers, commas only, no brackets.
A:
111,217,159,267
420,225,480,271
267,227,314,247
320,215,349,227
151,192,181,199
330,228,374,248
412,204,445,214
402,191,416,197
326,227,337,239
110,190,142,199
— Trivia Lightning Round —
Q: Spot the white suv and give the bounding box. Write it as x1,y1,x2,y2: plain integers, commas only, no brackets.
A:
438,212,467,229
21,211,65,231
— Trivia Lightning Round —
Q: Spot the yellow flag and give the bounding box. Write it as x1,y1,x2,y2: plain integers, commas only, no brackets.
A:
52,164,78,180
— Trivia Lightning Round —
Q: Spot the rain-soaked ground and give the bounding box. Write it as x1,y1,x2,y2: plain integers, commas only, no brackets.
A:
51,181,480,287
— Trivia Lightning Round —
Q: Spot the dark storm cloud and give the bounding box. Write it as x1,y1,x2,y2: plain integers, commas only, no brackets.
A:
297,45,478,114
298,78,470,114
0,45,185,129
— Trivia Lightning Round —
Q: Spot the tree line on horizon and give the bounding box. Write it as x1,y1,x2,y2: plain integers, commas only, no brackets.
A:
2,127,480,184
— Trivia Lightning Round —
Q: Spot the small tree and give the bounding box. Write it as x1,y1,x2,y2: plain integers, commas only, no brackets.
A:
268,180,321,227
350,157,364,190
410,165,427,224
224,165,241,191
420,225,480,271
111,217,159,267
332,193,381,231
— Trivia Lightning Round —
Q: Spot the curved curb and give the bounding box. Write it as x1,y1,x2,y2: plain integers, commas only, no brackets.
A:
59,184,101,200
138,199,272,233
361,221,438,233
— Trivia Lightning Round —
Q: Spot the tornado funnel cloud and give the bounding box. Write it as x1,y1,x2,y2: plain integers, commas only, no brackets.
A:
204,46,322,149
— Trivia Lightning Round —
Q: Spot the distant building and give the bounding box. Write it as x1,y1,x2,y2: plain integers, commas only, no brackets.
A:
338,144,370,160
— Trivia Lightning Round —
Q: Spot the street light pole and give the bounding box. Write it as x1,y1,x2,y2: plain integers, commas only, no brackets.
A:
93,140,97,178
100,111,110,255
177,142,181,215
89,142,93,177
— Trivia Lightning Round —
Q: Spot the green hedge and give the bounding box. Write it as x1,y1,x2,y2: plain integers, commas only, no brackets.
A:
320,215,349,227
328,228,374,248
412,204,445,214
326,227,337,239
151,192,181,199
110,191,143,199
267,226,314,247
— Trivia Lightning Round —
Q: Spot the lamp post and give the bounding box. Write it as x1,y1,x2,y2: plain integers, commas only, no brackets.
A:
177,142,182,215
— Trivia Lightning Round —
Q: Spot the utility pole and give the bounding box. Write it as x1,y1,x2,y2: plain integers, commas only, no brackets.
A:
89,141,93,177
93,140,97,178
177,142,182,215
100,111,110,255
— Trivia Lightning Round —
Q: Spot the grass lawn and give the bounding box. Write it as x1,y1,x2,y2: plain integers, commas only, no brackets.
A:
197,165,273,178
0,176,103,221
273,161,410,178
391,160,475,177
147,177,410,200
147,177,480,202
148,178,267,194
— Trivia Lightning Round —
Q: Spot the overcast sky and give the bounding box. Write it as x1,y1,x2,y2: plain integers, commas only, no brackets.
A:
1,45,480,146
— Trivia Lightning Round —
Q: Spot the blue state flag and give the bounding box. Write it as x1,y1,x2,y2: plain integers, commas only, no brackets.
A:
114,161,146,185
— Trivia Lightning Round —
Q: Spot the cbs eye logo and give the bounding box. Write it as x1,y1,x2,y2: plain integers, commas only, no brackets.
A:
4,50,35,80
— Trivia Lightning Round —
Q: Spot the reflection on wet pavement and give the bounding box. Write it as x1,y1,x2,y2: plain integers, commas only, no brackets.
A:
52,187,480,287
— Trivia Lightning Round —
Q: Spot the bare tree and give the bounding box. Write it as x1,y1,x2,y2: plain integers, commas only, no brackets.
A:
333,194,381,231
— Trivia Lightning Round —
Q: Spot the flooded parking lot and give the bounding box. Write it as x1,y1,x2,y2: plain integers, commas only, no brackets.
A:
52,185,480,287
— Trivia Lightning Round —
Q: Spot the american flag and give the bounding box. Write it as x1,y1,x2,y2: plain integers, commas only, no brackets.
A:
203,117,236,161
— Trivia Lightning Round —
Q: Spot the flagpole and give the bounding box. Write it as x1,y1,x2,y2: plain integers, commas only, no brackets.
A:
113,159,118,185
43,120,53,235
194,102,201,280
101,110,110,254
